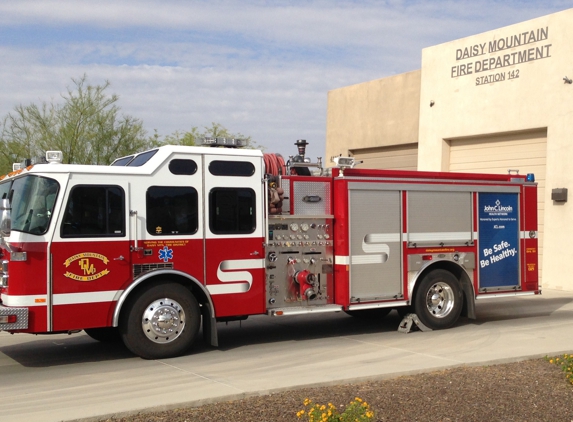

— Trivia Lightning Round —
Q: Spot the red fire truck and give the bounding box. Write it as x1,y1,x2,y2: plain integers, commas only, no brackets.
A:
0,139,538,359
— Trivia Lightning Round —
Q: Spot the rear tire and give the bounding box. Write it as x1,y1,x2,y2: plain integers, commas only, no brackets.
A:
414,269,462,330
84,327,121,343
120,282,200,359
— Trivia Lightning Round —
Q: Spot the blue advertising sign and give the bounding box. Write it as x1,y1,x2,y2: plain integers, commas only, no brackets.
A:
478,192,519,288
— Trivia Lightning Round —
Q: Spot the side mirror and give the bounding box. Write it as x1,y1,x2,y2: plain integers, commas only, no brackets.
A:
0,198,12,237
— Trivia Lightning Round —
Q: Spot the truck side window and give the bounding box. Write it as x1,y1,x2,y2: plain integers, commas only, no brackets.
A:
61,186,125,237
209,161,255,177
169,159,197,175
209,188,256,234
146,186,198,235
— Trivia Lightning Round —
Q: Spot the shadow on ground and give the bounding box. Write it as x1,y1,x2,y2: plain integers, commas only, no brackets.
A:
2,293,570,367
0,333,134,367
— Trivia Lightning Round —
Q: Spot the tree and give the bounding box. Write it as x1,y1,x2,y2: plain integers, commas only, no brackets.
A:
0,75,149,172
161,122,262,150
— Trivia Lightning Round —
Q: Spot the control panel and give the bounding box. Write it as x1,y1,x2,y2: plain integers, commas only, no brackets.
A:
265,217,333,309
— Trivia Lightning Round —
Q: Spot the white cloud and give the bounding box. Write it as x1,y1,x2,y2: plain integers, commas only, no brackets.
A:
0,1,570,159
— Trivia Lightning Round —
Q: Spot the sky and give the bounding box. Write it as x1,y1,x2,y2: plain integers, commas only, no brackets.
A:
0,0,570,161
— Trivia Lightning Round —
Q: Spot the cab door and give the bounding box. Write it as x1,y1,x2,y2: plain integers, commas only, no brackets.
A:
203,154,265,317
50,181,132,331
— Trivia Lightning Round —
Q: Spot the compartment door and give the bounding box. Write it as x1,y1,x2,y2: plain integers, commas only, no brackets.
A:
349,187,402,301
203,154,266,317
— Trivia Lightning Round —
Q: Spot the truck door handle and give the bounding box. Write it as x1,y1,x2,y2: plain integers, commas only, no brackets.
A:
250,251,260,256
114,255,125,261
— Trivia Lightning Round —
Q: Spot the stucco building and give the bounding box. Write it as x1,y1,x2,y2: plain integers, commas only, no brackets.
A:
326,8,573,290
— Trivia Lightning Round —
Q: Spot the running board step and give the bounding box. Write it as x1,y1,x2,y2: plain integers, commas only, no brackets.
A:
398,313,433,333
268,305,343,316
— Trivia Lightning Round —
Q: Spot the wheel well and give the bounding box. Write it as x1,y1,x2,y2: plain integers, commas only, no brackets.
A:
412,261,475,319
115,272,213,326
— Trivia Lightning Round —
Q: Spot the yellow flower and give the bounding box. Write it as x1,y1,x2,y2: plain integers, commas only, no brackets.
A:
355,397,363,403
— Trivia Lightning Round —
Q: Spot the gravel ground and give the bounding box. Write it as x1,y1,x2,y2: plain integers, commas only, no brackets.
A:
103,358,573,422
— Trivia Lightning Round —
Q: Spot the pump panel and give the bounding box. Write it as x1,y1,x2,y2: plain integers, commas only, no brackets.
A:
265,217,333,308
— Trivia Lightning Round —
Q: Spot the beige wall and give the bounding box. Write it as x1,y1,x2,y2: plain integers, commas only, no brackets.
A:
418,9,573,290
325,8,573,290
325,70,421,162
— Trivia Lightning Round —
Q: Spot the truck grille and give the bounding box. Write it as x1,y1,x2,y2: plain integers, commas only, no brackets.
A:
133,263,174,277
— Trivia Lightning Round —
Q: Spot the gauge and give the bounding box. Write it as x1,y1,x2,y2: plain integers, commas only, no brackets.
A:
300,223,310,232
289,223,299,232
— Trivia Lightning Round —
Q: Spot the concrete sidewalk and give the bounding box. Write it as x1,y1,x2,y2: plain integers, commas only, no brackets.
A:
1,288,573,422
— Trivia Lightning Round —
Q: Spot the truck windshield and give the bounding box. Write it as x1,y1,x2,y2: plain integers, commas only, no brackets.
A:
9,176,59,235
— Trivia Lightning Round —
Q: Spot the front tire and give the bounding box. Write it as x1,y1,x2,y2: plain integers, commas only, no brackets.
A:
414,269,462,330
120,282,200,359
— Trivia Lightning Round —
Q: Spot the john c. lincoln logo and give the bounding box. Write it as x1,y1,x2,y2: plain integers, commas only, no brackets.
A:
64,252,110,282
484,199,513,213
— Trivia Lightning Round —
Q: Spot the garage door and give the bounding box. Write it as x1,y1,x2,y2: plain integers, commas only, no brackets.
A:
351,143,418,170
449,129,547,283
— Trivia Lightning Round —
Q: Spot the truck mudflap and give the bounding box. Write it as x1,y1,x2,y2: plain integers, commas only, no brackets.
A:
0,305,29,330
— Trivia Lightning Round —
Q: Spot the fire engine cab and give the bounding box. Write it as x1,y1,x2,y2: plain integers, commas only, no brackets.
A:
0,139,538,359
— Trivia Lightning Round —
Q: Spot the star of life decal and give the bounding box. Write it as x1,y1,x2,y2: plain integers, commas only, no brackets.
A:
158,246,174,262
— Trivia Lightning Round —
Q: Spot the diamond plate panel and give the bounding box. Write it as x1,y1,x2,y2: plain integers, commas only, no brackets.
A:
293,181,331,215
0,306,29,330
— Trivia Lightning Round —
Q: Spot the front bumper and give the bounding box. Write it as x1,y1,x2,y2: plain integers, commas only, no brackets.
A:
0,305,28,330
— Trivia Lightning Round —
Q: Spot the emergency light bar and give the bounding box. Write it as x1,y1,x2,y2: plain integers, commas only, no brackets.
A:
12,159,31,171
46,151,63,164
202,137,246,148
332,156,356,169
11,152,60,172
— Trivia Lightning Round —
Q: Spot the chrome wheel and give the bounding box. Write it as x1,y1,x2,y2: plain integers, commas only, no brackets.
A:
415,270,462,330
142,297,186,344
424,281,455,318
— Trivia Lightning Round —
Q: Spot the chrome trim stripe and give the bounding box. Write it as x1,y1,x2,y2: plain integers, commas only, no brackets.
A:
475,291,537,300
348,301,408,310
